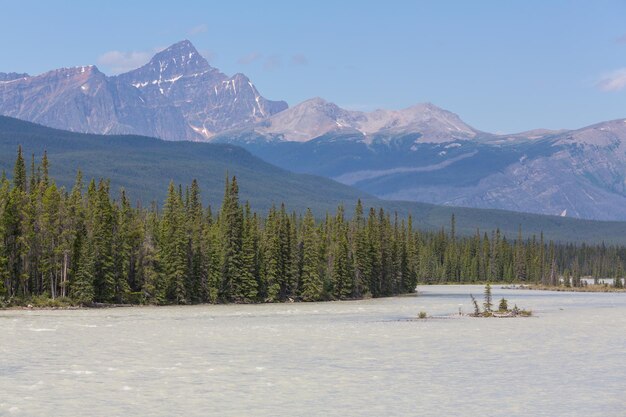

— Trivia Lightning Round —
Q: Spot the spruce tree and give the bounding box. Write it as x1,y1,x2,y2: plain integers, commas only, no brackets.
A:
238,202,259,302
299,208,323,301
331,205,353,299
352,200,371,297
13,146,26,192
483,283,493,312
91,180,117,303
187,179,207,302
160,181,188,304
71,238,95,304
219,177,244,302
140,207,163,304
261,206,281,301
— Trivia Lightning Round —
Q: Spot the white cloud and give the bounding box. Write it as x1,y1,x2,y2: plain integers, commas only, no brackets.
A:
188,24,208,35
237,52,262,65
263,55,281,71
290,54,308,66
596,68,626,92
97,50,152,74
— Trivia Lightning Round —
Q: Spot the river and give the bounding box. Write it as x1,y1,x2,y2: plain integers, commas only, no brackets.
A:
1,285,625,416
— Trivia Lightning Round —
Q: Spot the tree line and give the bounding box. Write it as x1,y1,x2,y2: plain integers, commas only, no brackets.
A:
1,147,625,305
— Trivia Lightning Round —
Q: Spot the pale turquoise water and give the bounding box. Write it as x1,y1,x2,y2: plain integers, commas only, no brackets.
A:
1,285,625,416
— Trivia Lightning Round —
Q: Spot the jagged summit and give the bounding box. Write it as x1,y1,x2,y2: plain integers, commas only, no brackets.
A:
122,39,214,82
0,40,287,140
113,40,287,137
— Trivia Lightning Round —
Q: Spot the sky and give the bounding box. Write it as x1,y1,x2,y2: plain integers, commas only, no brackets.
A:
1,0,625,133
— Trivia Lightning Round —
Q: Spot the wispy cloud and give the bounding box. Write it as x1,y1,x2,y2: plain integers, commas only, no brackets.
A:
237,52,262,65
97,50,151,74
263,55,281,71
290,54,308,66
188,24,208,35
596,68,626,92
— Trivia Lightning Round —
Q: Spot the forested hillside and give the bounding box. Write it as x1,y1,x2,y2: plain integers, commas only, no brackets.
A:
3,116,626,244
2,149,624,305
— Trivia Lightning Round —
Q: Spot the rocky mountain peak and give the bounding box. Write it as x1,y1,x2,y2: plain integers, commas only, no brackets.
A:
363,102,477,140
249,98,476,143
0,72,30,82
149,40,209,74
116,40,218,90
0,40,287,141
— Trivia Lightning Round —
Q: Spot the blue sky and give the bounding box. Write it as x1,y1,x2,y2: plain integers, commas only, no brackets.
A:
1,0,625,133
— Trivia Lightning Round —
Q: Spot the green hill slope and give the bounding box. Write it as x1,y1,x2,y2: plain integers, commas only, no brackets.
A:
0,116,367,214
1,115,625,244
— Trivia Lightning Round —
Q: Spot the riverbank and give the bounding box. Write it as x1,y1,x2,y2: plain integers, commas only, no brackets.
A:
510,284,626,293
1,291,418,310
1,300,135,311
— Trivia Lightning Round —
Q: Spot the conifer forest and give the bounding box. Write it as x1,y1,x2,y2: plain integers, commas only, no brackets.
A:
1,147,625,305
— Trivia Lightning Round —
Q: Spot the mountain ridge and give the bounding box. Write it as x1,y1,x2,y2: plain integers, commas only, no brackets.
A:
0,40,286,141
244,97,478,143
2,114,626,244
3,40,626,221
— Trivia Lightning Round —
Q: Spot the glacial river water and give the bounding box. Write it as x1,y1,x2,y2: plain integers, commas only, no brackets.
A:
1,285,625,417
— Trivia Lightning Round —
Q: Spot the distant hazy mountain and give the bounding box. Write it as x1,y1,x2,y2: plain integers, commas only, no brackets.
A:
214,101,626,221
0,40,286,140
3,42,626,221
246,97,477,143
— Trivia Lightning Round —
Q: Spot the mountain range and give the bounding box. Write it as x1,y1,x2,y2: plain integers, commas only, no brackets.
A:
2,40,626,220
216,101,626,221
0,40,286,140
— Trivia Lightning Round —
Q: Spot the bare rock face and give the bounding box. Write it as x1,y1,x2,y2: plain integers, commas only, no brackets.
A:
0,65,141,134
0,40,287,141
0,72,29,82
216,114,626,220
248,97,477,143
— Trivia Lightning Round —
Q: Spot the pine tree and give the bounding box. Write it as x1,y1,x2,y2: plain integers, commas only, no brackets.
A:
203,213,221,303
187,179,207,302
219,177,244,302
299,208,323,301
114,189,134,302
261,206,281,301
514,225,527,282
71,238,95,304
13,145,26,192
160,181,188,304
331,205,353,299
238,202,259,302
0,174,11,297
352,200,371,297
140,206,163,304
91,180,117,303
3,148,29,297
483,283,493,312
40,183,62,298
